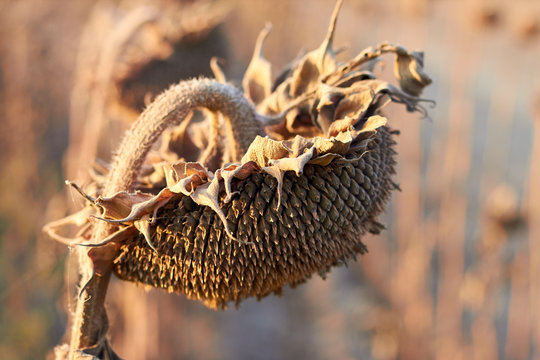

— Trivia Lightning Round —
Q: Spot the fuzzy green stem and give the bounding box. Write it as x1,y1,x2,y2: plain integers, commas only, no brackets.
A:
69,78,265,357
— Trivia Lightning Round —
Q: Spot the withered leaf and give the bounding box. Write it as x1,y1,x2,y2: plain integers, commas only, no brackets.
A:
95,192,155,220
43,207,95,245
307,153,342,166
283,135,314,157
95,189,173,224
242,23,273,105
393,47,432,96
190,177,238,241
159,111,199,163
164,161,209,186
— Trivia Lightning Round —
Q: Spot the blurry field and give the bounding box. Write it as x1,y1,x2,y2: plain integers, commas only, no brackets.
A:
1,0,539,359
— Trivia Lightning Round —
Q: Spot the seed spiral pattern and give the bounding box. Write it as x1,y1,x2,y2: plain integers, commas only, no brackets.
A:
113,126,397,309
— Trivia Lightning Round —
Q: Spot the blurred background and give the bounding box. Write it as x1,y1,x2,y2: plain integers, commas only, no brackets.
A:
1,0,539,359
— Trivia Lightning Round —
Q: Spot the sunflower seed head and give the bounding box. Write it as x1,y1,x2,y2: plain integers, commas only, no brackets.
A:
45,0,432,310
114,127,396,309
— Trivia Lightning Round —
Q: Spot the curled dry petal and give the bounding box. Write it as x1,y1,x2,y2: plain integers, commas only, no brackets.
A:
289,0,341,97
219,161,261,202
190,176,239,241
393,47,432,97
240,136,291,167
95,192,155,220
242,23,273,105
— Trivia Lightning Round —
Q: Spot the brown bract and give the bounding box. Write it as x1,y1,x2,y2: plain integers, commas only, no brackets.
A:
45,0,433,309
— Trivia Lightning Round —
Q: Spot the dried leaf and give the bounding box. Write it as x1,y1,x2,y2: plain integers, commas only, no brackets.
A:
226,161,260,179
159,111,199,162
393,47,432,96
164,161,210,195
334,88,375,121
283,135,314,157
164,161,209,185
262,147,314,211
316,84,347,133
307,153,342,166
242,23,273,104
79,226,137,247
94,189,173,223
42,207,95,245
333,70,376,88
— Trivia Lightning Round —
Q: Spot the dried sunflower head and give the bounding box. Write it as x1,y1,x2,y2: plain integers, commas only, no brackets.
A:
46,0,432,309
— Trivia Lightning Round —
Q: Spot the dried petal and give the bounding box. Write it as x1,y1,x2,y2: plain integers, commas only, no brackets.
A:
134,215,156,251
95,192,155,220
190,177,237,241
268,147,315,176
219,161,261,202
43,207,95,245
289,0,341,96
95,189,172,223
359,115,387,133
241,135,291,167
393,47,432,96
313,130,352,155
242,23,273,104
210,57,227,84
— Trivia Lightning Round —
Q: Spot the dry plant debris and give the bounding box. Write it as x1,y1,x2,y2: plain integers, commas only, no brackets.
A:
46,0,432,311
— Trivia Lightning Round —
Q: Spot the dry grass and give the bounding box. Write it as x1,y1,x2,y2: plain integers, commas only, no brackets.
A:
0,0,539,359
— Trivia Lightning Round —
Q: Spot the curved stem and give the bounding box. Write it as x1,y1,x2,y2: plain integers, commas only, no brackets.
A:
69,78,265,356
105,78,265,194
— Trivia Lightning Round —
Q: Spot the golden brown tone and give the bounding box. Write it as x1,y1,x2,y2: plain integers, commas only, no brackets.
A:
45,0,432,312
2,0,538,358
43,1,434,357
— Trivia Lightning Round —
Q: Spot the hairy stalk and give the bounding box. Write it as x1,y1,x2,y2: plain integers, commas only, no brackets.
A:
106,78,265,193
69,78,265,357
